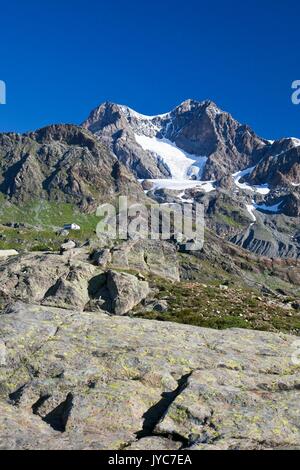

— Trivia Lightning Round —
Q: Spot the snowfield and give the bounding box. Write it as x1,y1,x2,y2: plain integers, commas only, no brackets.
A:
233,167,270,195
133,131,294,213
135,134,207,180
121,105,170,120
145,178,215,192
291,138,300,147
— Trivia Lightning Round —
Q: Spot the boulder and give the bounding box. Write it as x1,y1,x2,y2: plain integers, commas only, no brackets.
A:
107,270,150,315
0,253,96,311
144,299,168,313
60,240,76,254
58,229,70,237
0,253,70,303
0,249,19,258
91,248,111,267
42,263,96,310
141,180,154,191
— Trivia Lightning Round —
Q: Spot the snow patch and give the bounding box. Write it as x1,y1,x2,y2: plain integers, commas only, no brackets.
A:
121,105,170,120
246,203,257,222
245,199,283,221
233,167,270,195
143,178,216,192
291,138,300,147
135,134,207,180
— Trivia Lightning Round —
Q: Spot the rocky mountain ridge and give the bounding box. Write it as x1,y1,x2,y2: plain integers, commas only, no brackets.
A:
0,99,299,261
82,99,300,259
0,124,146,211
83,99,270,180
83,99,300,185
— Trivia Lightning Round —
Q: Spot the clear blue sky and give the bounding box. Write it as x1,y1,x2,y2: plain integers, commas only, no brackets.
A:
0,0,299,139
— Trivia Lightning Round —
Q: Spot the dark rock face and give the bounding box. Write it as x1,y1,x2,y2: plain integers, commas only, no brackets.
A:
248,144,300,187
231,222,300,259
83,102,166,179
109,239,180,281
160,100,267,180
83,99,268,181
0,125,145,210
282,192,300,217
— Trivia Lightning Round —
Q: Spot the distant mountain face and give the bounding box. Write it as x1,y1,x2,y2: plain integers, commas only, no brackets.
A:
83,99,300,259
83,99,270,181
0,125,146,211
83,99,300,185
248,141,300,187
0,100,299,260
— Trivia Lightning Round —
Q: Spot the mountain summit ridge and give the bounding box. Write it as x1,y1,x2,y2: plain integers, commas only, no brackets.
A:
0,99,299,260
82,99,300,259
83,99,300,184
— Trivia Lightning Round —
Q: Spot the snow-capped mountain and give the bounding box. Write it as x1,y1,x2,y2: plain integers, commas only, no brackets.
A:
83,99,269,182
0,98,298,260
83,99,300,188
83,99,300,258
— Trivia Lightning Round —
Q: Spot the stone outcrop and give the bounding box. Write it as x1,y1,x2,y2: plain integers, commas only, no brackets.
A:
90,248,112,267
0,302,299,450
106,270,150,315
0,252,150,313
0,250,19,258
60,240,76,253
42,263,96,310
110,239,180,281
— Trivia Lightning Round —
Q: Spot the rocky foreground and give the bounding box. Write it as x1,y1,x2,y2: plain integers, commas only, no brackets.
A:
0,240,300,450
0,301,300,450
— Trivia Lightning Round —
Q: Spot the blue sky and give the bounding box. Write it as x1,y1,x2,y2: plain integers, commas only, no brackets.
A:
0,0,299,139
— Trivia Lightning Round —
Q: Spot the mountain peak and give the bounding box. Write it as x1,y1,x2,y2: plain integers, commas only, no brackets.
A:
84,99,226,128
83,98,268,182
176,98,223,114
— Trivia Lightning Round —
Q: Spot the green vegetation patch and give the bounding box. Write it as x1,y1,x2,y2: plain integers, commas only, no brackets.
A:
0,197,101,251
135,275,300,334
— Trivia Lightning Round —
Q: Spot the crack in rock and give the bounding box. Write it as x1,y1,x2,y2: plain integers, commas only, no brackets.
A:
8,384,28,406
136,372,192,443
32,393,74,433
